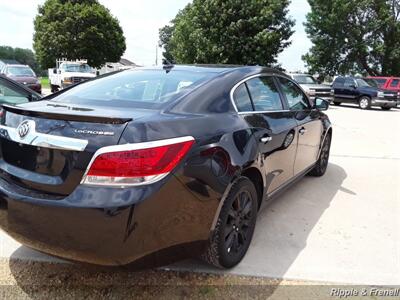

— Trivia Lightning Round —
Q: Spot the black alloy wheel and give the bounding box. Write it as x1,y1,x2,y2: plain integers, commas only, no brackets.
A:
202,177,258,268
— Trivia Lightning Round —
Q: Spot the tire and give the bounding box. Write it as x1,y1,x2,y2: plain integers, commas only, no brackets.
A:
381,107,391,111
202,177,258,269
333,101,341,106
50,84,58,93
358,96,371,110
309,132,331,177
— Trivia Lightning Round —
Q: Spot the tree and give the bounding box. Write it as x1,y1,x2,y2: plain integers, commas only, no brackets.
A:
0,46,40,74
159,0,294,66
33,0,126,68
303,0,400,77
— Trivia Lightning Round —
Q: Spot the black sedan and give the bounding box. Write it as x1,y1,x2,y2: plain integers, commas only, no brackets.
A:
0,65,332,268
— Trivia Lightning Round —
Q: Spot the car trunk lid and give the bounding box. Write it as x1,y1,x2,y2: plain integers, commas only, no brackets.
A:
0,101,151,197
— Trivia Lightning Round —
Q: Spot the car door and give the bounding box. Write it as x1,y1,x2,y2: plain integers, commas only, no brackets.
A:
333,77,346,100
232,75,298,194
342,78,359,103
0,76,41,105
275,77,323,176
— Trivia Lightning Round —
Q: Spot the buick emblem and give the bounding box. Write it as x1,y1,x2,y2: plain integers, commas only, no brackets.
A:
17,120,33,139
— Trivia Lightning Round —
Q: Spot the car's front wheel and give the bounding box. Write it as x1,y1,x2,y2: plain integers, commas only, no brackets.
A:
358,96,371,110
333,101,341,106
202,177,258,269
381,107,391,111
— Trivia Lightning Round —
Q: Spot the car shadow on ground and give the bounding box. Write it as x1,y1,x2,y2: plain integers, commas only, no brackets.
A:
165,163,348,279
8,163,347,297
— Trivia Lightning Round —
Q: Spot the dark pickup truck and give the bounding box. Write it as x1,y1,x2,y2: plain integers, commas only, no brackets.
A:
332,76,399,110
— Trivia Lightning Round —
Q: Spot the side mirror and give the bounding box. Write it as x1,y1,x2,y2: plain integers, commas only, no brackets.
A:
58,70,61,74
314,98,329,111
53,68,57,74
350,84,357,89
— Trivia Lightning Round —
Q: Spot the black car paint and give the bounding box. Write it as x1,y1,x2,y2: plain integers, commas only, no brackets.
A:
0,66,332,266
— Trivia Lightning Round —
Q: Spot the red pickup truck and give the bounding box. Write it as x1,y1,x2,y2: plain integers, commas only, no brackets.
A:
366,77,400,92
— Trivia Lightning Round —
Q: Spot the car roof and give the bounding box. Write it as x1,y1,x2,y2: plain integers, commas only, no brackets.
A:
6,64,30,68
367,76,400,79
127,64,288,77
0,59,20,65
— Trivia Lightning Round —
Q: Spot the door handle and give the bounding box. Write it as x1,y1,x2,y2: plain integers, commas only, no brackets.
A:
299,127,307,135
260,136,272,143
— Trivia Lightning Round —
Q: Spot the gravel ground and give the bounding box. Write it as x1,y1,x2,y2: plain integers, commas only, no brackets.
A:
1,259,390,300
0,258,341,300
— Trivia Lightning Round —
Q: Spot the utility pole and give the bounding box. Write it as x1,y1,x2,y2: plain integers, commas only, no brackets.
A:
155,44,158,66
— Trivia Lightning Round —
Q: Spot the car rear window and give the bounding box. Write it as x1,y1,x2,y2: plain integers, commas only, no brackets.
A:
52,69,218,109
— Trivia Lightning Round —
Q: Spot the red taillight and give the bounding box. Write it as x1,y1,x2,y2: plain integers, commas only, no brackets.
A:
82,136,194,186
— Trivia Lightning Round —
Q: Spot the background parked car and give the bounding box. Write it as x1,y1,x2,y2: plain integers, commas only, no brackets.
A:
332,76,398,110
288,73,333,102
365,76,400,93
0,63,41,94
0,74,41,105
48,59,96,92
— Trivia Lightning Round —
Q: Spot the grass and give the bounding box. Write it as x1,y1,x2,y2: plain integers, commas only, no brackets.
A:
40,77,50,89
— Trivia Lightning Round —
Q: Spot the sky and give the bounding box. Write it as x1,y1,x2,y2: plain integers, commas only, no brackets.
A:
0,0,311,71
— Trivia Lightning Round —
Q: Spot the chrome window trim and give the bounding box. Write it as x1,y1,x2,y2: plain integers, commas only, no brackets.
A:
230,73,283,113
230,73,310,114
0,123,88,152
81,135,195,187
237,109,290,115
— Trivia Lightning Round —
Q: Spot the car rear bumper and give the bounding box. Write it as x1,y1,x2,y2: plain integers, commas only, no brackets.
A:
0,174,219,266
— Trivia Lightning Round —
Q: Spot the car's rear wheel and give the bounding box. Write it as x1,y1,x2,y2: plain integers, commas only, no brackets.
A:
202,177,258,269
381,107,391,111
358,96,371,110
333,101,341,106
309,132,331,177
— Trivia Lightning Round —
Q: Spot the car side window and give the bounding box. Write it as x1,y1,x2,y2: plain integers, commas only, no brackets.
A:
246,77,283,111
390,79,399,87
277,77,310,111
333,77,345,87
0,79,30,105
344,78,356,87
232,83,253,112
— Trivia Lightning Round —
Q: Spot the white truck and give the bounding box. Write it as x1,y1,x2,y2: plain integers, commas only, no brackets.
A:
48,59,96,93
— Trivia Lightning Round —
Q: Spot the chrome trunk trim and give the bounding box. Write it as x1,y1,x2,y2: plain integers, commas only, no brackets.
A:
0,122,88,151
